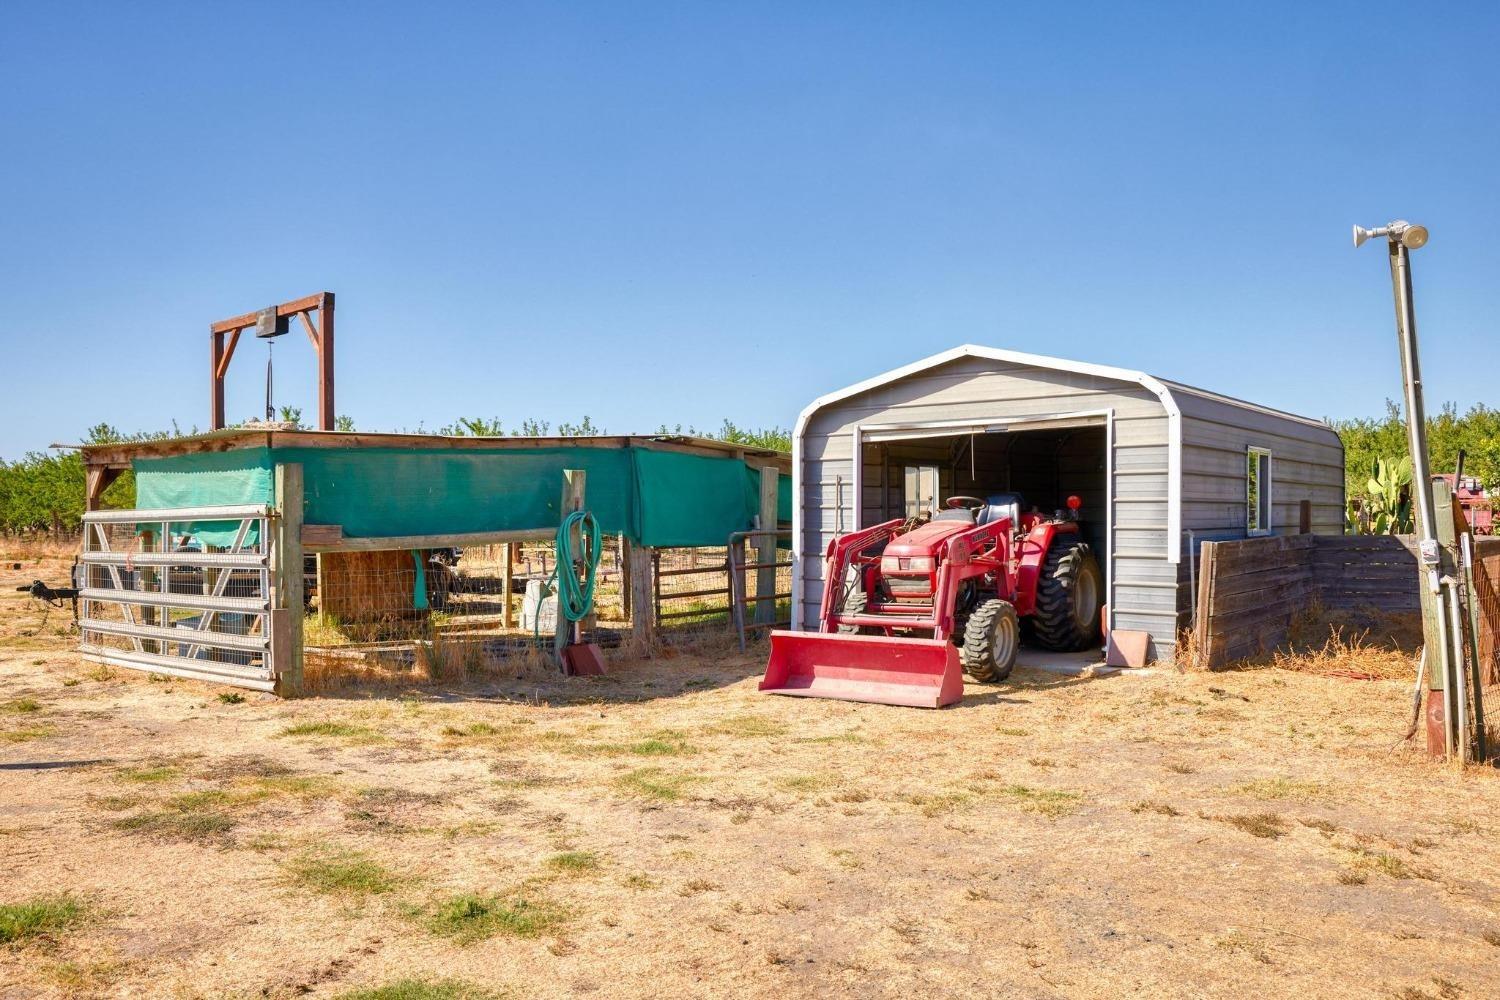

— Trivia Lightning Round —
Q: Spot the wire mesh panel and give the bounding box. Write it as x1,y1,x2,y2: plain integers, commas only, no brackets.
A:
652,546,737,643
78,506,275,691
1468,537,1500,756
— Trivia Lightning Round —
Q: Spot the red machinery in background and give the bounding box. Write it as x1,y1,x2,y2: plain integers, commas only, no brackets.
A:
760,493,1102,708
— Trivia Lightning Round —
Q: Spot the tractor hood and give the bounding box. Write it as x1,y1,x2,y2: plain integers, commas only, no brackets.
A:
884,519,973,557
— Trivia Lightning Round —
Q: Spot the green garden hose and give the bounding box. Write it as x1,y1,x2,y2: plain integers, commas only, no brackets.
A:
534,509,601,645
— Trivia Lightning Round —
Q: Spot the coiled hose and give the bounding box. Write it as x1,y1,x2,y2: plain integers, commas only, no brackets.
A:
534,509,601,645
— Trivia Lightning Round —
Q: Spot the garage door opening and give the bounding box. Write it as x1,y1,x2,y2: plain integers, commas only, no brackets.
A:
855,416,1111,659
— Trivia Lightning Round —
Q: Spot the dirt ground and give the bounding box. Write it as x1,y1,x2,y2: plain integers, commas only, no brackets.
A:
2,548,1499,1000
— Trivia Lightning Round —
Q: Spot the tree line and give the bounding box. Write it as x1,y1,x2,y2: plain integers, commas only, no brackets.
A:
4,405,1491,536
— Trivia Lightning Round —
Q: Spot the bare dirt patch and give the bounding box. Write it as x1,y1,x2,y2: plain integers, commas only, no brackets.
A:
0,566,1497,998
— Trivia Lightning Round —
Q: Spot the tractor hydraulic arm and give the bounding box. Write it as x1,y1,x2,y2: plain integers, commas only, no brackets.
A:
820,518,905,626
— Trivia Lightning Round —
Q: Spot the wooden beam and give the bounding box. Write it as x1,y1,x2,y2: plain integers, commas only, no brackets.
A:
629,542,655,649
305,526,555,554
273,463,305,696
501,542,515,628
298,310,320,350
210,331,227,431
215,329,242,381
755,466,780,625
211,293,329,334
85,466,123,512
317,291,334,431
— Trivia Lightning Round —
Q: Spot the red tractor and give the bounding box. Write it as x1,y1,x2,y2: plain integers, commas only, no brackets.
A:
760,493,1102,708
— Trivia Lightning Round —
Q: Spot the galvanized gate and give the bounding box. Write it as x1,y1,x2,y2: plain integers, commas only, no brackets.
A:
78,505,281,691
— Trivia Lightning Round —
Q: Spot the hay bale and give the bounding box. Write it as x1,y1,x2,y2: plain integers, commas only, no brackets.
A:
319,549,431,629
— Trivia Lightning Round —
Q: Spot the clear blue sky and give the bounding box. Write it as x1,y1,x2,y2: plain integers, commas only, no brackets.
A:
2,2,1496,457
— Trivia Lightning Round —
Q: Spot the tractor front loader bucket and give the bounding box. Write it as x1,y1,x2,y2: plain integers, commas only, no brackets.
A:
759,631,964,709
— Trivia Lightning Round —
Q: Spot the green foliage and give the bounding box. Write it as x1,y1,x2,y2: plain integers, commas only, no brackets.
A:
1333,400,1499,534
656,418,791,452
1333,400,1500,497
0,894,85,945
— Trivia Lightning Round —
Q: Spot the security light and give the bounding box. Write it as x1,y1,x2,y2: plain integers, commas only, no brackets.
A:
1352,220,1429,250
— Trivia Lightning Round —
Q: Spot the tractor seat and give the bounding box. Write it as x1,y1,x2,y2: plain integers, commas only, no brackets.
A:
977,493,1027,526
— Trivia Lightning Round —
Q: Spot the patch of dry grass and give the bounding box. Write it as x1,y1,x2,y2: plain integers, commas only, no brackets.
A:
1208,812,1288,839
420,893,563,942
283,847,403,896
613,767,699,801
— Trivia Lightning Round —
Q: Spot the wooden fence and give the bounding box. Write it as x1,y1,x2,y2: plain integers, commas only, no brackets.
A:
1193,534,1500,670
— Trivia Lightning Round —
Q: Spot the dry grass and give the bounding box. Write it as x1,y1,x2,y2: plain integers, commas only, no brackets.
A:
2,579,1499,998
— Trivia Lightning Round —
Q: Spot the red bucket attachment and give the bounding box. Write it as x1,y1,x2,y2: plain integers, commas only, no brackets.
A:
759,631,964,709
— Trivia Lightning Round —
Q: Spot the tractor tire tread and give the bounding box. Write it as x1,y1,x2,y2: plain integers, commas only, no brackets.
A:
1030,537,1101,652
961,598,1018,683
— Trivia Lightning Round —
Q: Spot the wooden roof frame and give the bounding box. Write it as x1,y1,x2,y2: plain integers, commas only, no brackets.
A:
77,429,791,474
211,292,335,432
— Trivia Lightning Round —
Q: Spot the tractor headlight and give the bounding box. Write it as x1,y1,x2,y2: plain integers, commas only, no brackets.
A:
880,555,933,574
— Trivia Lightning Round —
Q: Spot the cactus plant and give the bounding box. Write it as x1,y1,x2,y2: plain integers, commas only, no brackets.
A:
1363,456,1414,534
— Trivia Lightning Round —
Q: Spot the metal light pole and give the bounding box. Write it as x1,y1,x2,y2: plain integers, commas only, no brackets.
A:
1353,220,1458,758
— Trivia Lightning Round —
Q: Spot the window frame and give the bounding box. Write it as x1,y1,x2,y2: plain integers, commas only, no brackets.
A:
1246,446,1273,536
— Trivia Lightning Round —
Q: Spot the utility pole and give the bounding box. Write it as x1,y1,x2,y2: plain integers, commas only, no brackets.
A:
1353,221,1466,760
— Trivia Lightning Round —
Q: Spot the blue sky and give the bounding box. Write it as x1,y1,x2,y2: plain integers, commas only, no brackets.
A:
2,2,1496,457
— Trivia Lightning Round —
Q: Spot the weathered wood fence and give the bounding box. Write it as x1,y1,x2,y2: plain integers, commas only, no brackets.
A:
1193,534,1500,671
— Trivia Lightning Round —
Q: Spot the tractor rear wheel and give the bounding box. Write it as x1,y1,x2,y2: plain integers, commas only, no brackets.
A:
961,598,1019,682
1031,537,1102,652
836,585,871,635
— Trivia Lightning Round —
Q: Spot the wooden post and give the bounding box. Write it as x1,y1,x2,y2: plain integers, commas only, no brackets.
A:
620,536,633,618
554,469,586,664
1298,499,1312,535
500,543,515,628
274,463,305,696
317,292,335,431
140,529,159,653
630,544,655,649
1421,477,1457,757
755,467,780,625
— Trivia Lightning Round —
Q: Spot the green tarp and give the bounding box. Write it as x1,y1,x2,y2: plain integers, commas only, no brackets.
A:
134,443,790,548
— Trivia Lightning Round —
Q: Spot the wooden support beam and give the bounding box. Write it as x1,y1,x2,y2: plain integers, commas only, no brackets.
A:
629,543,655,649
755,466,780,625
620,535,632,618
317,292,335,431
274,463,305,696
501,542,515,629
304,527,554,553
85,466,123,512
298,310,320,350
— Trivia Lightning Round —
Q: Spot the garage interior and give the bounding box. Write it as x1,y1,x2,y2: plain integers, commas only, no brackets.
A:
861,422,1110,615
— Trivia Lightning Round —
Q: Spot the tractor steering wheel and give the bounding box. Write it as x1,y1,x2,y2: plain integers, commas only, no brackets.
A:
944,496,986,513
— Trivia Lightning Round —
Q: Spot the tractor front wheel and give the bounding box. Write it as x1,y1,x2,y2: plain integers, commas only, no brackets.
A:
961,598,1019,682
1031,538,1102,652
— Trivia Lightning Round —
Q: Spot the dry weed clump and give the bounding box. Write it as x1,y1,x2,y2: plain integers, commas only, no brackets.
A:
1269,623,1416,681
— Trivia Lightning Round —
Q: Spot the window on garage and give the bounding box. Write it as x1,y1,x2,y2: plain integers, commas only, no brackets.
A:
1247,447,1273,536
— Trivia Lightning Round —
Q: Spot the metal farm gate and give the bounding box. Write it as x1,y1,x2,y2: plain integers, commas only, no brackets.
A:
78,505,283,691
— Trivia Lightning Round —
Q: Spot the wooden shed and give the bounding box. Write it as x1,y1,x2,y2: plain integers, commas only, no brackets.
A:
791,345,1344,661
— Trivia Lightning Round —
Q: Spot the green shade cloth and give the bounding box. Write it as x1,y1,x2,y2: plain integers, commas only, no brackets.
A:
133,443,789,549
